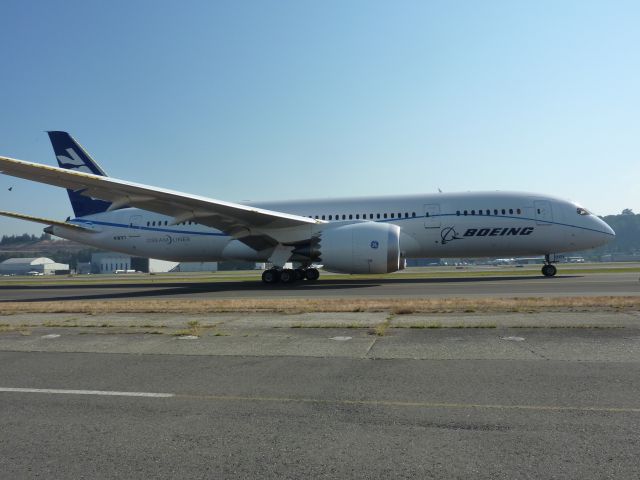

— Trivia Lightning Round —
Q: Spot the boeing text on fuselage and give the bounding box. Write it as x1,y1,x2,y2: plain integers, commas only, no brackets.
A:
462,226,534,237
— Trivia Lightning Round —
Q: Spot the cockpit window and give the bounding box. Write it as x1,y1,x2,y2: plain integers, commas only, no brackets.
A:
577,207,590,216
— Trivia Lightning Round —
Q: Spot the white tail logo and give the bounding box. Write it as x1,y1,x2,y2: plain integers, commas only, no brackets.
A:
57,148,92,173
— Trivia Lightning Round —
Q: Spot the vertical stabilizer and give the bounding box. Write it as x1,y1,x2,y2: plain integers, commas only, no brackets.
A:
47,131,112,217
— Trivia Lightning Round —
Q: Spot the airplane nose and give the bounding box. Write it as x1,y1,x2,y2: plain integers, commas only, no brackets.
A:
594,217,615,244
600,218,615,237
605,223,615,237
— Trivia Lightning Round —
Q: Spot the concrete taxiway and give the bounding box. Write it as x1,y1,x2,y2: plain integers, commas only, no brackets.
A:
0,271,638,302
1,316,640,479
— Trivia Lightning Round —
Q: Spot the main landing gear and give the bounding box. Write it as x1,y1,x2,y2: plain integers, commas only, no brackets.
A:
261,267,320,284
541,254,557,277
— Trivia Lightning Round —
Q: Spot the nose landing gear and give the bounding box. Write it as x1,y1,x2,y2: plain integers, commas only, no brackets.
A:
541,254,557,277
541,264,557,277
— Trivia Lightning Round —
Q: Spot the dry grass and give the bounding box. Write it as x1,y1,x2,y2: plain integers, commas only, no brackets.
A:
186,320,201,337
372,316,392,336
0,296,638,315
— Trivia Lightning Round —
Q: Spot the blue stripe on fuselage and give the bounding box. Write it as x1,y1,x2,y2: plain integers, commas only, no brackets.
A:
73,218,228,236
71,213,613,237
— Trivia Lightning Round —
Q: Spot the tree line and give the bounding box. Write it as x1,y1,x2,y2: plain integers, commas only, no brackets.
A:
0,233,51,245
590,210,640,257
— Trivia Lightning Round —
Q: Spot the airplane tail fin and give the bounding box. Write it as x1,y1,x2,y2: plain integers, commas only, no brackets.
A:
47,131,112,217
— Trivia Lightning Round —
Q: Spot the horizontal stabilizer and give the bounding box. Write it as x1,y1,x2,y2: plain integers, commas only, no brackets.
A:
0,210,95,233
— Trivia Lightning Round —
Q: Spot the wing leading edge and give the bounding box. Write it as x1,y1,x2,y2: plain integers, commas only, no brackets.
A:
0,155,320,243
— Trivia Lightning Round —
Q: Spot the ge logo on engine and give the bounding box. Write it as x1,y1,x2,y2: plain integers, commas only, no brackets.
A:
370,240,379,249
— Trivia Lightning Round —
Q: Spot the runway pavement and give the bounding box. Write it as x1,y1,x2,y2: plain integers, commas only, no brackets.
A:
0,271,638,302
1,323,640,479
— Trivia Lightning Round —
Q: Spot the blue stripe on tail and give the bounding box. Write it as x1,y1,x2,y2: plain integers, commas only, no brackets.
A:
47,131,113,217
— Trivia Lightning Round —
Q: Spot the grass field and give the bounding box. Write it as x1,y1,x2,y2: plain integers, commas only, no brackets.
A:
1,296,639,315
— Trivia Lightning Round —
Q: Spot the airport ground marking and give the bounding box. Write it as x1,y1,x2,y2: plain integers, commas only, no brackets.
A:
0,387,174,398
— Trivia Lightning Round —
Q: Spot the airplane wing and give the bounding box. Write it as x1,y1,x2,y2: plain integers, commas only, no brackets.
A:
0,210,96,233
0,155,320,248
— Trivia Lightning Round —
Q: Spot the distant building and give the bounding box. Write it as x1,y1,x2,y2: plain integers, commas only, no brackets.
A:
0,257,69,276
514,256,545,265
91,252,134,273
219,260,264,271
90,252,179,274
171,262,218,273
600,253,640,262
146,259,180,273
76,262,92,275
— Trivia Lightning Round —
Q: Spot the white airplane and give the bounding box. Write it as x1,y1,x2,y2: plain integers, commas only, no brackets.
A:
0,132,615,284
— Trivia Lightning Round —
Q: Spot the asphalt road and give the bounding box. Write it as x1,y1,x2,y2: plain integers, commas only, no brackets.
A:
0,271,638,302
1,329,639,479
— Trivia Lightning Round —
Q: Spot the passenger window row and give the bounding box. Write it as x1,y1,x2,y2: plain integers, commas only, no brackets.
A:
456,208,522,216
146,220,197,227
142,207,523,227
308,212,417,221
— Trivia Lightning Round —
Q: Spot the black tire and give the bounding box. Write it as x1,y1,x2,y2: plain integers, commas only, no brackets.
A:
280,269,295,283
294,269,305,281
305,268,320,281
541,264,557,277
262,269,280,284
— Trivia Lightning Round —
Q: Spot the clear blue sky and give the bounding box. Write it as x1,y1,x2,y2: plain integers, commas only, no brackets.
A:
1,0,638,235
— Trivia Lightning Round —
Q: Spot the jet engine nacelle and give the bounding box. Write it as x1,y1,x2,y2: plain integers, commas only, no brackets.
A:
317,222,402,274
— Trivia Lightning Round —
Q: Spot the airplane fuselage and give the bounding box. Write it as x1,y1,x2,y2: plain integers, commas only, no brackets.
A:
51,191,615,263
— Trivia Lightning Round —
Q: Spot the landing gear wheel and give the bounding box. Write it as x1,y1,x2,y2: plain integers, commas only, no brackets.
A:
305,268,320,281
280,269,296,283
294,268,305,281
541,264,557,277
262,269,280,284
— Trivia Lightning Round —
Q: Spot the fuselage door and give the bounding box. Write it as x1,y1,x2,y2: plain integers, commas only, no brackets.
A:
129,215,143,229
533,200,553,225
424,204,441,228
